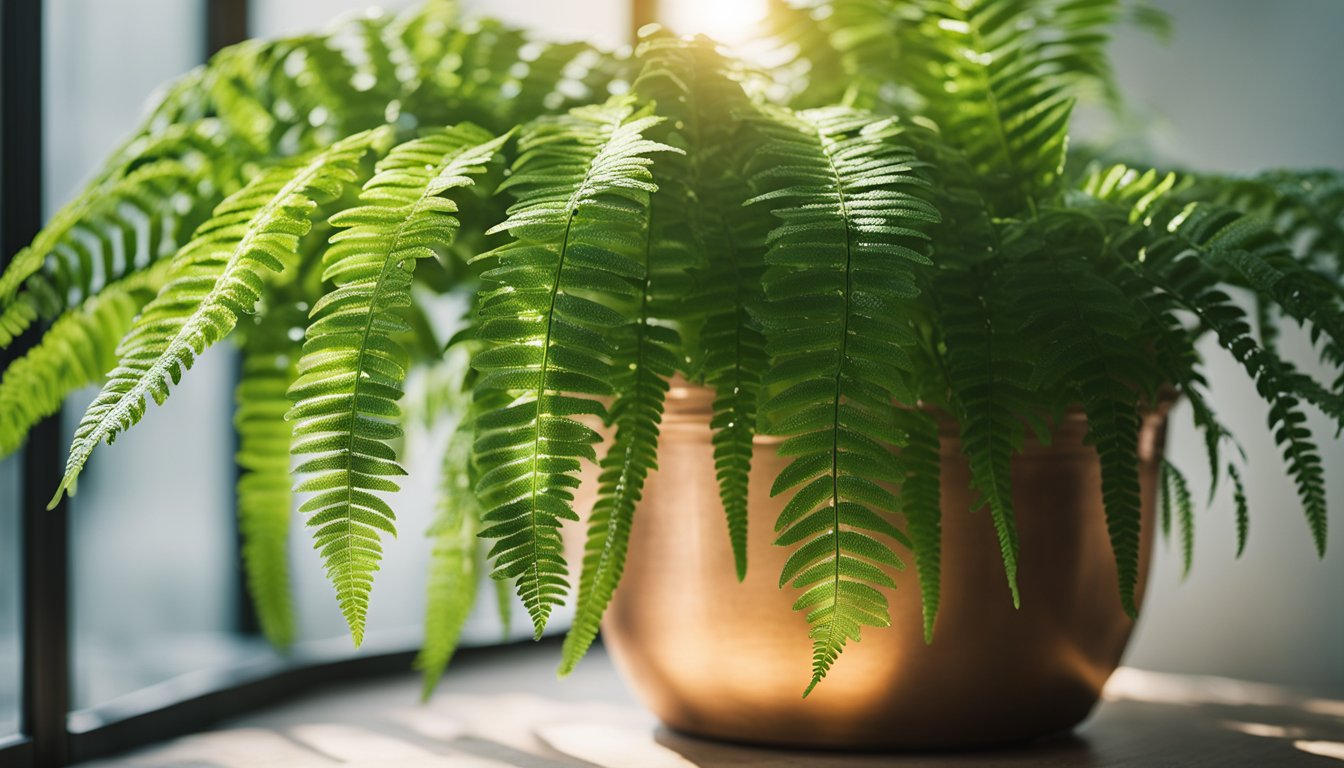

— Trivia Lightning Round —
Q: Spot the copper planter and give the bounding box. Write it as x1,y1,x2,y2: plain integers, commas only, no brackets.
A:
600,383,1168,749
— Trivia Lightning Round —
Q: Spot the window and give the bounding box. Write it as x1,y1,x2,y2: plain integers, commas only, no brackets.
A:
0,456,19,740
0,1,635,764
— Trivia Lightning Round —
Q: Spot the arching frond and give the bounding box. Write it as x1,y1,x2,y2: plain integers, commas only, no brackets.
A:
1134,241,1331,557
1161,460,1194,576
0,121,235,349
937,265,1041,607
895,408,942,643
632,33,768,578
288,124,505,644
748,105,938,695
0,270,161,457
235,305,302,650
1008,212,1160,617
471,97,675,637
416,418,480,700
53,128,389,505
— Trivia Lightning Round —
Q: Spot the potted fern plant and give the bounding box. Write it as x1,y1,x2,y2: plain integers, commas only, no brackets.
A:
2,0,1340,749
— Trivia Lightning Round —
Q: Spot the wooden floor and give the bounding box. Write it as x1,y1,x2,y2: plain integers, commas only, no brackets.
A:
78,642,1344,767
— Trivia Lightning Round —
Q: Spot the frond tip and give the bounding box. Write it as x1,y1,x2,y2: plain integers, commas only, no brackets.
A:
472,96,678,639
289,124,505,645
416,422,480,700
52,128,389,507
747,105,938,695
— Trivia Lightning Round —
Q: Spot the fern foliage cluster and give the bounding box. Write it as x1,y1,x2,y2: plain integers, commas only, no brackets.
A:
3,0,1341,697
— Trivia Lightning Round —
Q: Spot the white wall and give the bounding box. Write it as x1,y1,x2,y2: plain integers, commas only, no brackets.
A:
1107,0,1344,688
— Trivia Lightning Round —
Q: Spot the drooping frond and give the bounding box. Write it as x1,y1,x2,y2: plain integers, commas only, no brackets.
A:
471,97,675,637
894,408,942,643
1008,212,1160,617
1229,463,1250,558
561,79,704,667
416,418,480,700
235,306,301,650
1133,241,1331,556
1161,460,1194,577
53,128,388,505
288,124,505,644
558,42,732,673
558,297,675,673
937,265,1042,607
0,269,162,457
0,67,213,310
0,121,234,349
747,105,938,695
1199,168,1344,279
1081,163,1241,497
633,32,768,578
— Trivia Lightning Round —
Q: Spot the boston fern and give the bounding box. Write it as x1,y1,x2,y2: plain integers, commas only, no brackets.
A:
1,0,1341,696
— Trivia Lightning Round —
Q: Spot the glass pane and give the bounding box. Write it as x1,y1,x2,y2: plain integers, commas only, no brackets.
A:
0,454,20,738
41,0,275,716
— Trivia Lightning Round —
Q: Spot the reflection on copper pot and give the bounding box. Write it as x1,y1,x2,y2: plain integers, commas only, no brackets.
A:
599,382,1169,749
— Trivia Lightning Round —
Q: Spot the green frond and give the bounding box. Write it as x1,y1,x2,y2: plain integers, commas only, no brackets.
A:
416,420,480,700
0,121,236,349
1199,168,1344,279
235,307,301,650
559,91,701,669
634,32,767,579
0,66,211,307
1229,463,1249,558
747,105,938,695
1161,460,1194,577
938,265,1037,607
559,302,674,674
557,41,743,670
798,0,1142,213
1008,214,1159,617
471,96,677,638
895,409,942,643
1135,240,1329,557
53,128,388,506
288,124,504,645
0,270,162,457
403,18,628,135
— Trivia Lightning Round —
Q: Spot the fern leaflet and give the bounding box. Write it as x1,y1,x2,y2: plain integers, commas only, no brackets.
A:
416,419,480,700
235,306,301,649
895,408,942,643
53,128,388,504
288,124,505,644
748,106,938,695
472,97,675,637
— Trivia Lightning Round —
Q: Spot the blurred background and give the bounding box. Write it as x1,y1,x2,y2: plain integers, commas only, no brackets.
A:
0,0,1340,741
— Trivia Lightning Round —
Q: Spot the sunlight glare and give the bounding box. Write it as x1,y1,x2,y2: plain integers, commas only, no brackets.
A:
663,0,769,45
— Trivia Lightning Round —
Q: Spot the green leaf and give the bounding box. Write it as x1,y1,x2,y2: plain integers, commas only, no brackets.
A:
289,124,504,645
0,269,162,458
747,105,938,696
54,128,388,505
472,96,677,638
235,305,301,650
416,420,480,700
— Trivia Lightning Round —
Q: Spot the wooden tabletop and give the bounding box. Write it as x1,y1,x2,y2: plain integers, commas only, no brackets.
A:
81,642,1344,767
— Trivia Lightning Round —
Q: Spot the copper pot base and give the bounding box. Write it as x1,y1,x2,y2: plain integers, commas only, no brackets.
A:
600,385,1168,750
